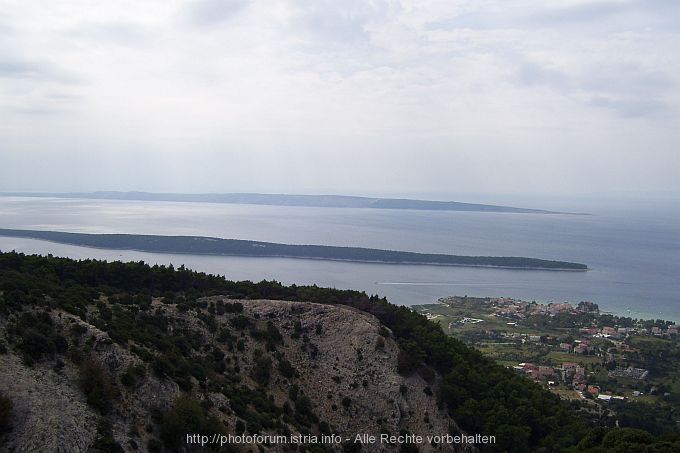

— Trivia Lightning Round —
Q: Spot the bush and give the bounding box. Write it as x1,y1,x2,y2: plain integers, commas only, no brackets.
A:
80,357,115,413
121,363,146,387
375,336,385,349
252,355,273,385
295,394,313,417
602,428,656,449
278,359,297,378
0,392,12,433
396,350,419,376
160,397,225,450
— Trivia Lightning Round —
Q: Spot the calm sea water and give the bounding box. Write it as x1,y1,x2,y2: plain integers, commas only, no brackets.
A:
0,196,678,321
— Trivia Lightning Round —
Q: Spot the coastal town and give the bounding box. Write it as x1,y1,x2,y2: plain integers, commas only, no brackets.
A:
415,296,680,413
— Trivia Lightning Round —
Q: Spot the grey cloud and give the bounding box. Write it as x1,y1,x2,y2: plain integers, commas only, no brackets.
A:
290,0,392,45
511,58,674,119
424,3,625,32
0,58,86,85
425,12,510,31
582,70,673,96
516,61,569,90
526,0,680,32
65,22,153,47
427,1,680,33
181,0,249,27
8,106,67,116
588,96,670,117
525,1,627,27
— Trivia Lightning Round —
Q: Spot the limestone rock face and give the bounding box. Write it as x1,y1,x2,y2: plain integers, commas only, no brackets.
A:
240,300,461,452
0,354,97,453
0,299,472,453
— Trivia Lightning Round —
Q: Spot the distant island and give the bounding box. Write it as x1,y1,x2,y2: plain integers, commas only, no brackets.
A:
1,191,572,214
0,228,588,270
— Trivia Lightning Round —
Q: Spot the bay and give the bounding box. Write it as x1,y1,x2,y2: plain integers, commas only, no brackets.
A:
0,196,678,322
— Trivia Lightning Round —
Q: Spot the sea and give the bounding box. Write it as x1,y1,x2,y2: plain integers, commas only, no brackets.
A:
0,196,678,322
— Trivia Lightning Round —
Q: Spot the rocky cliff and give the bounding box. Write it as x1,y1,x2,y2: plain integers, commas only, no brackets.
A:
0,297,472,453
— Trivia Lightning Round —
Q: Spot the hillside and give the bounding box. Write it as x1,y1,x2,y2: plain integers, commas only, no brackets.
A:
1,251,675,452
0,297,463,452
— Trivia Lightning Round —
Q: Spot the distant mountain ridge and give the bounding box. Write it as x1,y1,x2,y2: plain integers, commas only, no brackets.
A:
2,191,562,214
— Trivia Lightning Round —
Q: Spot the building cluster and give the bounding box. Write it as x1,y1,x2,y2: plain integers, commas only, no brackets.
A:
490,297,599,319
513,361,586,384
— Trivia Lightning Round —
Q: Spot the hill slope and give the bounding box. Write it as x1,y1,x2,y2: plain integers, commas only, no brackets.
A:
0,298,464,452
1,251,673,452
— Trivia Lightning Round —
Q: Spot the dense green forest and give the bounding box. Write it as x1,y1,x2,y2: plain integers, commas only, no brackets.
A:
0,229,587,270
0,251,676,452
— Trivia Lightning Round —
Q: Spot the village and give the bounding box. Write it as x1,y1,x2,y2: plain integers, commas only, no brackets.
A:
416,296,680,405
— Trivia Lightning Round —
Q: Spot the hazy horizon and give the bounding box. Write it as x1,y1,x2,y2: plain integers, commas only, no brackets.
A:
2,189,678,214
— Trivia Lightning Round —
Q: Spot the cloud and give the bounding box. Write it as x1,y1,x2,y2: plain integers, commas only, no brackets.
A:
525,1,628,27
64,22,154,47
181,0,250,27
289,0,389,44
0,0,679,195
0,58,85,85
588,96,669,118
516,60,570,90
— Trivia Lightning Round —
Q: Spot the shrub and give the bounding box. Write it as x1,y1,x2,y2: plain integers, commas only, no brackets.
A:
160,397,225,450
295,394,313,417
80,357,116,413
121,363,146,387
375,336,385,349
252,355,273,385
0,391,12,433
396,350,419,376
278,359,297,378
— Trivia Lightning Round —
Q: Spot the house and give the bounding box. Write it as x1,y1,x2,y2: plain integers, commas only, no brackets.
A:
537,366,555,380
586,386,600,397
574,366,585,380
562,362,578,371
575,343,590,354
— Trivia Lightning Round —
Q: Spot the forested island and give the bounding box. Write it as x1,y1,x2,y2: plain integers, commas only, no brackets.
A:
0,228,588,270
2,191,564,214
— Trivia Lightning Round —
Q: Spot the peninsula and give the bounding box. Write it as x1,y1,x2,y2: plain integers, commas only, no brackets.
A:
0,228,588,270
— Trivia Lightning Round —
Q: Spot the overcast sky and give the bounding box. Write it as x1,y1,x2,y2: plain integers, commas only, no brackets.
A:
1,0,679,200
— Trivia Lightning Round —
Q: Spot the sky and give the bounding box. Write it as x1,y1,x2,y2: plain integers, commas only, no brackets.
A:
1,0,679,201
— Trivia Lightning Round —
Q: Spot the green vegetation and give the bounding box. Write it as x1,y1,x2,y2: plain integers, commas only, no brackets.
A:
160,397,225,451
0,228,587,270
79,357,116,413
0,251,671,452
0,392,11,434
417,296,680,449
